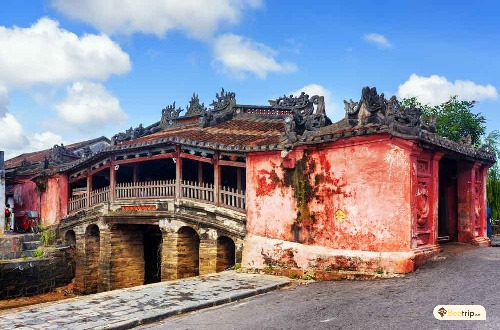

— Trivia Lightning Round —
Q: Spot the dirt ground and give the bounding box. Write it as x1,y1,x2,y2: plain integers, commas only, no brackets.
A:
0,284,77,314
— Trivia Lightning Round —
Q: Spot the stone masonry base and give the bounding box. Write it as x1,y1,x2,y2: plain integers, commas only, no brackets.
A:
241,235,443,279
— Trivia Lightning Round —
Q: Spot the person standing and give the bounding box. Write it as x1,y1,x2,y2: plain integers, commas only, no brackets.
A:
487,206,492,238
8,204,14,232
5,204,11,231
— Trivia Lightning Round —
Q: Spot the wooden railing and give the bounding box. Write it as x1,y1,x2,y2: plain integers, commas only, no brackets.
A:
116,180,176,199
69,180,246,213
220,186,246,210
90,187,109,206
68,193,87,213
181,180,214,203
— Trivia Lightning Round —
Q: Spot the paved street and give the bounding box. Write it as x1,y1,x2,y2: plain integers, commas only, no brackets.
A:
0,272,290,330
140,244,500,330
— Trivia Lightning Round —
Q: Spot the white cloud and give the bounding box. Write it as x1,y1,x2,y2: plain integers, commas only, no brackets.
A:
28,132,65,152
51,0,262,39
213,34,296,78
0,17,130,88
56,81,127,128
0,84,8,117
0,113,64,159
363,33,391,49
289,84,337,118
397,74,498,105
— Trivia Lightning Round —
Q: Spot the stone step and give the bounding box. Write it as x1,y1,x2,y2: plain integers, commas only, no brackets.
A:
20,234,41,243
23,249,43,258
0,251,24,260
23,241,41,251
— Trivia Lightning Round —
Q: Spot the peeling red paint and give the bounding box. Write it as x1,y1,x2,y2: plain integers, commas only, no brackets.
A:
247,135,413,253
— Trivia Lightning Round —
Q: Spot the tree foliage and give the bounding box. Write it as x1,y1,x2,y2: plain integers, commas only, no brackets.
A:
484,130,500,219
401,96,498,219
400,96,486,146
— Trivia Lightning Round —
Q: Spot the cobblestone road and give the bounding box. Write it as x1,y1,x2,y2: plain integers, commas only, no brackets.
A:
141,244,500,330
0,272,290,330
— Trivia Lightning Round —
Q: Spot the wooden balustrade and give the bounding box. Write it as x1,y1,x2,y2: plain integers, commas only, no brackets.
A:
181,180,214,202
90,186,110,206
220,186,246,210
68,193,87,213
68,180,245,213
116,180,175,199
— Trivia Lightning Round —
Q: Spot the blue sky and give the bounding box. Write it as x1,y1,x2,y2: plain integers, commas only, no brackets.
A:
0,0,499,158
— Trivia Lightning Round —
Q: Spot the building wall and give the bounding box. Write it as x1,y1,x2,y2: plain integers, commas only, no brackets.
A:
12,174,68,227
243,135,415,273
13,180,40,218
41,175,68,226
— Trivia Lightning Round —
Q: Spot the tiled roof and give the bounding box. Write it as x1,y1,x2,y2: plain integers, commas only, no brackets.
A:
5,136,109,169
115,118,286,149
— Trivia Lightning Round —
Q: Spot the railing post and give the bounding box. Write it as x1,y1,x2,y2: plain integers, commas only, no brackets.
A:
175,145,182,200
214,151,220,206
109,159,116,202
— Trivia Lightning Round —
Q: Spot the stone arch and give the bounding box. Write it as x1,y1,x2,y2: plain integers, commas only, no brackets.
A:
64,229,76,246
177,226,200,278
216,236,236,272
84,224,100,294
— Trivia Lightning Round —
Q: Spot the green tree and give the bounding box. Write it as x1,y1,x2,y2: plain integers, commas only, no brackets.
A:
401,96,498,219
400,96,486,146
484,130,500,220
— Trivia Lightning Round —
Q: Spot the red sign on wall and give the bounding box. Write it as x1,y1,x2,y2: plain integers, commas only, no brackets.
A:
120,205,157,211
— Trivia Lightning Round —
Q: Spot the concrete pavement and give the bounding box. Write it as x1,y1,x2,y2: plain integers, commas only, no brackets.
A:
138,244,500,330
0,272,290,330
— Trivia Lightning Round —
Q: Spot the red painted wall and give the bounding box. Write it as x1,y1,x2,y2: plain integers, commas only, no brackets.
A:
13,180,40,218
12,174,68,227
42,174,68,226
246,135,414,253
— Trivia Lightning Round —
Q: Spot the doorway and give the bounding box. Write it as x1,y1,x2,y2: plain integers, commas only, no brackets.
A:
143,225,162,284
438,158,458,242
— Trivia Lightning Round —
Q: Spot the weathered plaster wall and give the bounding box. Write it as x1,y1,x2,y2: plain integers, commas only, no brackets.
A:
41,174,68,226
13,180,40,217
246,135,413,256
12,174,68,227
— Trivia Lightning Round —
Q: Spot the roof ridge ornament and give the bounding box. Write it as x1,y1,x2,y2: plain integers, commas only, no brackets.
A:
343,86,437,135
202,88,237,127
160,102,183,128
278,92,331,143
185,93,206,117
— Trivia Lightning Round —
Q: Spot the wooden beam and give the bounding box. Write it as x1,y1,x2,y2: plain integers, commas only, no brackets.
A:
113,152,175,165
89,164,111,176
180,152,213,164
218,160,246,168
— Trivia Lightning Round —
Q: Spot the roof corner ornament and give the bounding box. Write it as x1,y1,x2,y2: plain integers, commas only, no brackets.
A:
202,88,237,127
276,92,331,143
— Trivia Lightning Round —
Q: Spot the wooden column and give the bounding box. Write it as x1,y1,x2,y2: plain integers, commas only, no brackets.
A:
86,168,92,207
237,168,242,192
175,145,182,199
214,151,220,205
198,161,203,184
109,160,116,201
132,164,139,183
